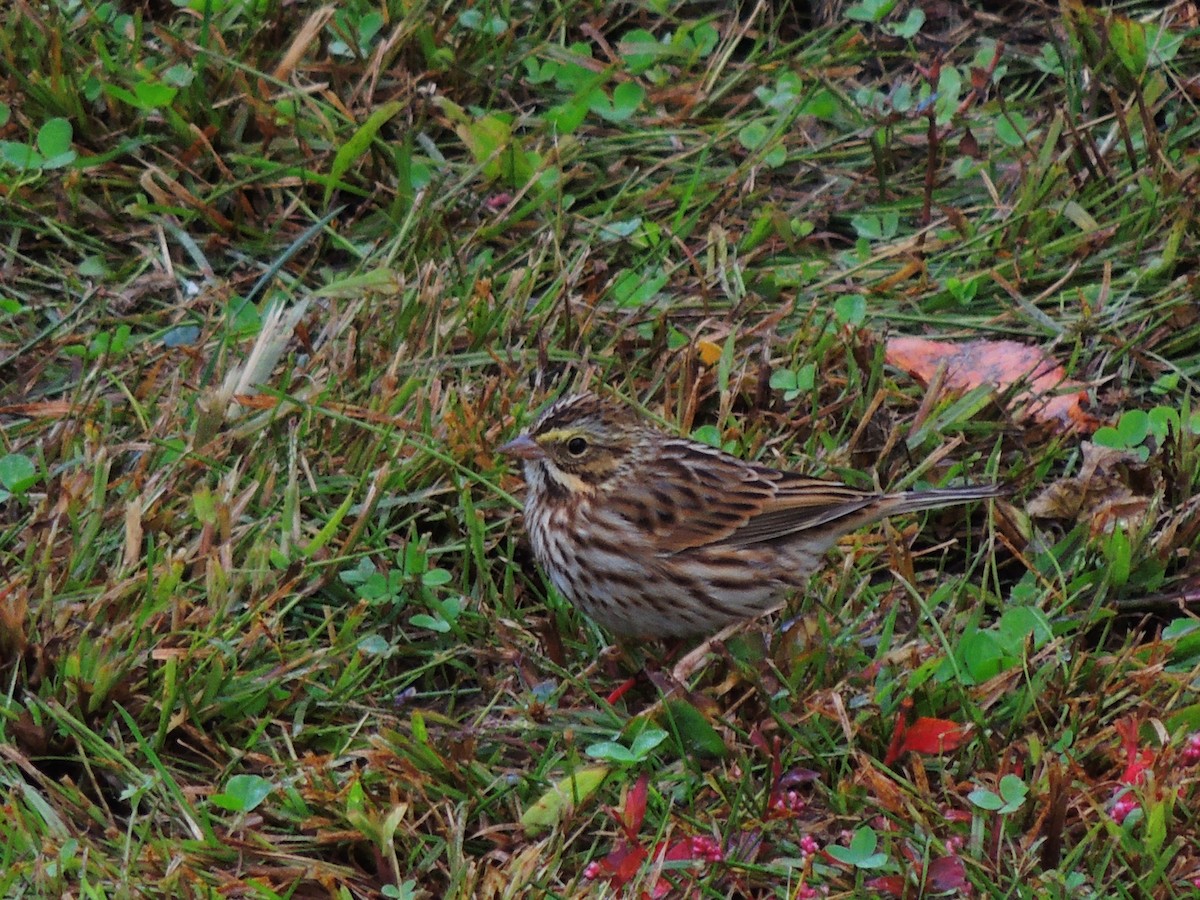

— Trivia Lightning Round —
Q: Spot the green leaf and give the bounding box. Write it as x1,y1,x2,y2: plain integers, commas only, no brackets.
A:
1116,409,1149,445
211,774,273,813
422,568,452,587
162,63,195,87
755,72,803,110
611,81,644,117
619,29,659,74
945,275,979,304
834,294,867,326
356,634,391,656
969,787,1004,811
0,140,43,169
850,212,898,241
1147,406,1177,442
1103,528,1132,587
1109,17,1149,76
799,89,841,121
690,424,723,448
339,557,376,587
1142,23,1183,66
585,741,635,763
36,118,74,158
546,93,591,134
995,112,1031,148
590,82,644,122
738,121,768,150
523,57,558,84
770,365,815,401
597,216,661,248
680,22,718,57
520,767,608,834
957,627,1009,684
587,726,667,764
358,570,402,603
1144,792,1170,858
133,80,178,109
1164,618,1200,640
552,50,599,91
403,541,426,575
599,217,644,241
662,700,727,759
326,100,404,204
826,827,888,869
1092,425,1124,449
845,0,898,23
764,145,786,167
995,606,1053,654
885,7,924,38
629,727,667,758
86,324,133,359
998,774,1029,813
0,453,38,494
411,613,450,633
440,100,517,180
457,10,507,35
934,66,962,126
611,267,668,307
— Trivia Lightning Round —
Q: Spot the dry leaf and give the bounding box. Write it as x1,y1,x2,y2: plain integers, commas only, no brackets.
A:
885,336,1098,433
1026,442,1161,537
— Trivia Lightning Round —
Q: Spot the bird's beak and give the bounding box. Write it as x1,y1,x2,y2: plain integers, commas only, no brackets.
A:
498,434,544,460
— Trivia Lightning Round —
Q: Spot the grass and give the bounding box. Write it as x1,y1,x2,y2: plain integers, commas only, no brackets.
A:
2,0,1200,896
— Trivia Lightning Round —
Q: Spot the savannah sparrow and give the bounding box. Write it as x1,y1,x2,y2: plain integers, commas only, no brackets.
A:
500,393,1002,639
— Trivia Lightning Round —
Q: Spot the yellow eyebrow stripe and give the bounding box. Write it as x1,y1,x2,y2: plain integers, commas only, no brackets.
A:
537,428,577,443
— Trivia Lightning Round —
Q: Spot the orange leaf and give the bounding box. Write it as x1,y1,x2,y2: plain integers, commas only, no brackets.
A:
897,717,970,757
885,337,1098,433
696,339,722,366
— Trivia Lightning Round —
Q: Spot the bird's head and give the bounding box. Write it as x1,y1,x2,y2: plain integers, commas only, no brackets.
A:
499,393,645,494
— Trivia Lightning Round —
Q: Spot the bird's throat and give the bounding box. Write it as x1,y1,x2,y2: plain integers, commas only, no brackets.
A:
531,460,595,500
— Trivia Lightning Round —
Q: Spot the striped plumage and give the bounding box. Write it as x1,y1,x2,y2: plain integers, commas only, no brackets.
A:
500,393,1001,639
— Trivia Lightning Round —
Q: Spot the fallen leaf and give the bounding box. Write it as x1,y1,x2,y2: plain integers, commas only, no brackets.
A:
586,841,647,887
885,336,1098,433
696,338,723,366
583,774,723,897
865,875,907,896
897,717,970,759
1026,441,1160,537
622,773,649,836
855,754,911,811
520,766,609,835
927,854,969,891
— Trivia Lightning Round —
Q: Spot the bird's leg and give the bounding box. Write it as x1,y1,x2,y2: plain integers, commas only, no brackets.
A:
600,643,642,704
670,621,750,683
602,637,691,705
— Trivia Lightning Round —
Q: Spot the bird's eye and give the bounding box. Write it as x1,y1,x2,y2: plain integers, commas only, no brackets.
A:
565,436,588,456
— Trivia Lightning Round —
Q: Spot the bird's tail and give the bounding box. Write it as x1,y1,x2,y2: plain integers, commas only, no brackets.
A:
881,483,1007,518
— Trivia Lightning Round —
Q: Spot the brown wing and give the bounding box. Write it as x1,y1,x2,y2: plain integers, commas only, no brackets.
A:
631,439,881,554
714,471,884,548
